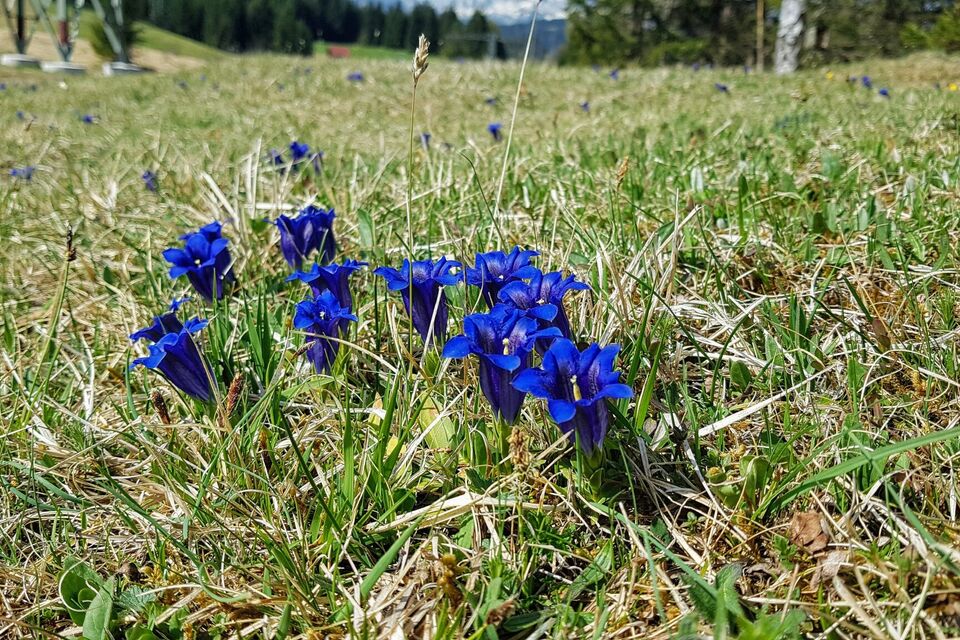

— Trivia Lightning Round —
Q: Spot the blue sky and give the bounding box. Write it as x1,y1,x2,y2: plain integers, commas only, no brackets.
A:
394,1,567,23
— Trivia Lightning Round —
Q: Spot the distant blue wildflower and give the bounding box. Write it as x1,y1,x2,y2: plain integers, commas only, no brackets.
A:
81,114,95,124
268,149,284,166
0,83,5,91
163,221,235,301
512,339,633,454
862,76,872,89
131,316,213,401
465,247,540,308
715,83,729,93
498,270,590,351
484,96,498,106
273,205,336,270
374,257,461,345
487,122,503,142
290,140,310,163
15,110,25,120
142,170,158,192
347,71,364,82
293,290,357,374
879,87,890,98
10,166,34,180
421,132,431,150
177,80,188,90
609,68,619,81
130,297,191,343
580,101,590,112
443,304,561,424
692,62,701,71
287,259,366,314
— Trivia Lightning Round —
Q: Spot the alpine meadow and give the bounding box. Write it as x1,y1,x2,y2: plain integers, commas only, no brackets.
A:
4,30,960,640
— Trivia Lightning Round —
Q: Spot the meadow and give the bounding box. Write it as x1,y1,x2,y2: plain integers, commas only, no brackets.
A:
3,47,960,639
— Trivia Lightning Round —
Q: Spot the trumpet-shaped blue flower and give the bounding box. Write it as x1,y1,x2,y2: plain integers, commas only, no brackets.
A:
81,114,95,124
163,222,235,301
444,305,561,424
142,170,157,192
347,71,364,82
580,101,590,112
512,339,633,454
374,257,461,345
421,132,431,150
498,270,589,350
465,247,540,308
293,290,357,374
274,205,336,270
130,298,191,343
879,87,890,98
861,75,873,89
715,83,729,93
131,316,213,401
10,166,34,180
487,122,502,142
287,259,366,316
609,68,620,81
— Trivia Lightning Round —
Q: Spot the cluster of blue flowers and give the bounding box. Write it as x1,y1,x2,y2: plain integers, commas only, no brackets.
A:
269,140,323,174
131,209,632,455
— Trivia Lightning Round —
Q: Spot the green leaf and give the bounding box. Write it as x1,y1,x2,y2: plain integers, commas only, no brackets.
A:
125,625,160,640
82,578,115,640
729,361,753,392
566,540,613,601
59,558,103,625
357,209,375,248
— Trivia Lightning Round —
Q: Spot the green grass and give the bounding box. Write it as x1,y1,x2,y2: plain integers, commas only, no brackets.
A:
2,50,960,638
133,22,227,62
315,40,410,61
77,10,226,62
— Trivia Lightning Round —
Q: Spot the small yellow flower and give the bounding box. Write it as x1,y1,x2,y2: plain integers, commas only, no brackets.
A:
825,71,835,80
949,82,958,92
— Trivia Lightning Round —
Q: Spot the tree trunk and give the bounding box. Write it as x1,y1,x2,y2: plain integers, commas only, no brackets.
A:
774,0,804,74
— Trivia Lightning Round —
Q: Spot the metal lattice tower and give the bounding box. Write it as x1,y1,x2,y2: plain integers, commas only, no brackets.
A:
2,0,132,66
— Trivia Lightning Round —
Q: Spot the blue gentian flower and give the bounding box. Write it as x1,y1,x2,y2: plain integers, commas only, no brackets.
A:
421,132,431,150
580,101,590,112
15,110,25,120
81,114,95,124
347,71,364,82
142,170,158,192
293,290,357,374
465,247,540,308
273,205,336,270
163,222,235,301
444,304,561,424
287,259,366,316
498,270,590,350
484,96,498,106
512,339,633,454
487,122,503,142
131,316,213,401
269,149,284,166
0,83,5,91
10,166,34,180
374,257,461,345
715,83,729,93
609,68,619,81
130,297,191,343
290,141,310,163
862,75,873,89
879,87,890,98
692,62,701,71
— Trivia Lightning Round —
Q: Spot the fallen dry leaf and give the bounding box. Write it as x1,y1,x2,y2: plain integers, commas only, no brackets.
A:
789,511,829,554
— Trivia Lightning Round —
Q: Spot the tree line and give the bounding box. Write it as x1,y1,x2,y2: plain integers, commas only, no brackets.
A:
116,0,503,57
562,0,959,67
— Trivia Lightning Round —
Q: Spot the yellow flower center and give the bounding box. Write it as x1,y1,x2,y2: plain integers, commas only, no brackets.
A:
502,337,510,356
571,375,582,401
